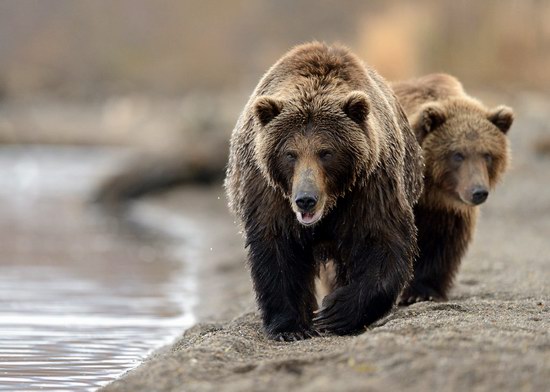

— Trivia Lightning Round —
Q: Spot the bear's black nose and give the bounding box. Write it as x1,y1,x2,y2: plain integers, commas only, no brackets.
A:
295,193,317,212
471,188,489,205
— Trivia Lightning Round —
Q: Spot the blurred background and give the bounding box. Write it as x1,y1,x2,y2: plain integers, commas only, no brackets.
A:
0,1,549,391
1,0,549,147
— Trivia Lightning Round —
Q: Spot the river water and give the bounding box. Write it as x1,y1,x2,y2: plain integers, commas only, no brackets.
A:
0,147,199,391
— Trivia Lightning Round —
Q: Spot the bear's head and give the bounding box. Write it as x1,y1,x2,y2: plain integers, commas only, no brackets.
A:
252,91,379,226
411,99,513,208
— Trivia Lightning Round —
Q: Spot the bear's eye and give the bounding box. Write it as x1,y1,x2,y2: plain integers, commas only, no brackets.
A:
451,152,465,163
483,153,493,164
319,150,333,161
285,151,298,162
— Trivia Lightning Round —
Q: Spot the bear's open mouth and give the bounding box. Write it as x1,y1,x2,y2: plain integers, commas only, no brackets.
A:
296,210,323,226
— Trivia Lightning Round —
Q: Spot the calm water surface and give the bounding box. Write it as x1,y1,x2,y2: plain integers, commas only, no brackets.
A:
0,147,198,391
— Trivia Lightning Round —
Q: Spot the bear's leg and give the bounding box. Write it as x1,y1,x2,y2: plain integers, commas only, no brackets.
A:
399,206,471,305
248,236,318,341
313,235,413,335
399,249,462,305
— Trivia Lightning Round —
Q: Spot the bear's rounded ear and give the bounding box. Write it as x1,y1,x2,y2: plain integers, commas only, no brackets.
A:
343,91,370,125
254,96,283,126
412,103,447,142
488,105,514,134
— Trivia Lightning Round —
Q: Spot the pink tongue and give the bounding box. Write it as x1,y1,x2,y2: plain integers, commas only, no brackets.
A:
302,212,314,221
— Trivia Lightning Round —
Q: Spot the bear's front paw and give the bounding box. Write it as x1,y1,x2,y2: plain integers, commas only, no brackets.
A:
399,282,446,305
313,286,363,335
269,327,319,342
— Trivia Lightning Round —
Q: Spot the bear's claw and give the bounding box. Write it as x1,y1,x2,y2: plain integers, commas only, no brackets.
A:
270,328,319,342
313,286,360,335
399,283,446,306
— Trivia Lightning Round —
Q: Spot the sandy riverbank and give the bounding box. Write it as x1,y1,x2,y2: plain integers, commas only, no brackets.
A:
100,93,549,392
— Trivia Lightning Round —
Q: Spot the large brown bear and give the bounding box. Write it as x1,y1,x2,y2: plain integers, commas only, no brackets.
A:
225,42,424,340
392,73,513,304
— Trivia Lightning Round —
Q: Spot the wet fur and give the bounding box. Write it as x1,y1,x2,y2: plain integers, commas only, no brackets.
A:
225,42,423,340
392,74,513,304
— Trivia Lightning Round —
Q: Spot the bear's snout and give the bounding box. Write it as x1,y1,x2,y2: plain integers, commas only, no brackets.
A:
291,165,325,226
470,187,489,205
295,192,318,212
293,189,324,226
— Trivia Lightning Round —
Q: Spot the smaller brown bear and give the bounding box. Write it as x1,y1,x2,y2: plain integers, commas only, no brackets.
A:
392,73,514,304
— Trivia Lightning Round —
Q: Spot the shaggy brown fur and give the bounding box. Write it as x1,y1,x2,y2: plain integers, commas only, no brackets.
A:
225,42,423,340
392,73,513,304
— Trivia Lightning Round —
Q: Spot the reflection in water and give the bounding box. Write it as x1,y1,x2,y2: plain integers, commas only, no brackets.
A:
0,147,197,391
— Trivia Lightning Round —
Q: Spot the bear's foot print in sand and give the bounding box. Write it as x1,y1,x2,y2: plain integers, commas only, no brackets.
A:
232,364,258,374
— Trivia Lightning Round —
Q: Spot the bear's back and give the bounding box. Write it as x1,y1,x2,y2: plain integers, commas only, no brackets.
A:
391,73,465,117
252,42,372,101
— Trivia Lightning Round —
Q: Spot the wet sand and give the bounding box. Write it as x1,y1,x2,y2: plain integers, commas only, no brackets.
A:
100,92,549,392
